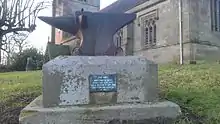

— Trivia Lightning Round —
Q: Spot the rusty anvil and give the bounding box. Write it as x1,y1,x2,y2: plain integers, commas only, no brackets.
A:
38,11,136,56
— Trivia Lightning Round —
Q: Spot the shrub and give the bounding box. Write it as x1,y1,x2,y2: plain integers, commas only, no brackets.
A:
10,47,44,71
0,64,12,72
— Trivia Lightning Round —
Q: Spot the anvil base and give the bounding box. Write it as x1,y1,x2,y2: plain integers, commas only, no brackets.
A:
19,96,181,124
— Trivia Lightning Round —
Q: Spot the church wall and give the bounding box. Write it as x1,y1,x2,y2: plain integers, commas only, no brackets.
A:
134,43,191,64
187,0,220,61
191,43,220,61
63,0,100,16
125,23,135,55
118,23,134,56
54,0,64,44
125,0,192,63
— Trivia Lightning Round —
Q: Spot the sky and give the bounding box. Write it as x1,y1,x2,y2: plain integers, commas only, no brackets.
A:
27,0,117,52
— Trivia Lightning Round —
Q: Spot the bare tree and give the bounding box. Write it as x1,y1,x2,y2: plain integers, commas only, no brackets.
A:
1,33,29,65
11,33,29,53
0,0,49,63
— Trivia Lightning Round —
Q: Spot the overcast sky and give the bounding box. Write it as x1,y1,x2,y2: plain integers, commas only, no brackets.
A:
27,0,117,51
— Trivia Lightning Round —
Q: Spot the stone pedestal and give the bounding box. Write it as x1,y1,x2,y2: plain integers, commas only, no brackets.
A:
19,56,181,124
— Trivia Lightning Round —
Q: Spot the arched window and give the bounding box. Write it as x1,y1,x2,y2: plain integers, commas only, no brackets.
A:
115,29,123,48
149,24,153,45
143,17,157,47
145,22,149,46
153,20,157,45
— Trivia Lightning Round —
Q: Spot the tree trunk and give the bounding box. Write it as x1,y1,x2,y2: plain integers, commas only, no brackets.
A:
7,44,11,66
7,54,10,65
19,45,22,54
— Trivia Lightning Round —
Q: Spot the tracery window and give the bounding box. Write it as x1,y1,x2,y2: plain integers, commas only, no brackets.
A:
142,14,157,47
211,0,220,31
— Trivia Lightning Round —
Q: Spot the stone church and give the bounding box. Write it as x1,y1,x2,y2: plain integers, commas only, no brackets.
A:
51,0,220,63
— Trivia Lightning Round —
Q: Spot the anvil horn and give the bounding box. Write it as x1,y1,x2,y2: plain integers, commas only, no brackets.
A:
38,16,80,34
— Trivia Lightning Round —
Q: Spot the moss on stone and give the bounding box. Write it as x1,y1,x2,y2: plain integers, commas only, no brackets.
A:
19,110,38,119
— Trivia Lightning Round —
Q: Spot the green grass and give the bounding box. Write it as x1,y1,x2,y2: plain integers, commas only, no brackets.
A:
1,63,220,123
159,64,220,124
0,71,42,124
0,71,42,105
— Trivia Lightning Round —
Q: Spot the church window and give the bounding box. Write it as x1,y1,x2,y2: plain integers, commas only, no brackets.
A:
211,0,220,31
115,29,123,48
145,24,149,46
149,24,153,44
153,21,157,45
143,17,157,47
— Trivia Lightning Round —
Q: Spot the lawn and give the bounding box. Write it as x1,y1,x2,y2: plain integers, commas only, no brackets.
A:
1,63,220,124
0,71,42,124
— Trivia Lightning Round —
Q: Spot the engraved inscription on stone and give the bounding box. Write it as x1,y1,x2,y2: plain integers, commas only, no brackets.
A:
89,74,117,92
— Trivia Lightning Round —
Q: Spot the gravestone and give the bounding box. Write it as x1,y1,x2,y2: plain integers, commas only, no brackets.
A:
19,11,181,124
26,57,34,71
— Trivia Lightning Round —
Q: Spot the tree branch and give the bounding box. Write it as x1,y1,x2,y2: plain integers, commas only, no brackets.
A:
0,0,48,63
2,27,33,36
0,0,48,35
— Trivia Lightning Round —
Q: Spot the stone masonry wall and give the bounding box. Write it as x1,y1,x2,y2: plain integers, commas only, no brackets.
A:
125,0,220,63
123,0,191,63
188,0,220,61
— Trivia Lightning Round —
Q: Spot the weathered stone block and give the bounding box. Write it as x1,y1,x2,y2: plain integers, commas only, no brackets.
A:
19,96,181,124
42,56,159,107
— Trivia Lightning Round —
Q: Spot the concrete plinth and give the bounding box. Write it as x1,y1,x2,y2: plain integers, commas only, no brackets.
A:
19,56,181,124
42,56,159,107
19,96,181,124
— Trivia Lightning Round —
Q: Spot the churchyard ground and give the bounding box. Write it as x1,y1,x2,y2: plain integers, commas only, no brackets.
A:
0,63,220,124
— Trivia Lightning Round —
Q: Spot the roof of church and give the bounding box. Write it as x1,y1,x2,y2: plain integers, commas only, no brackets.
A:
100,0,149,13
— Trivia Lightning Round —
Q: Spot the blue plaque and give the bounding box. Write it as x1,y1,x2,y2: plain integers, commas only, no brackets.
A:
89,74,117,92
